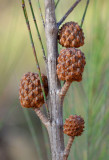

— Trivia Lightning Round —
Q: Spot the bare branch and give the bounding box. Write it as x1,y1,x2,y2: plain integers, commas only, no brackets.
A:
44,0,64,159
64,136,75,160
57,0,81,27
81,0,90,27
59,81,71,101
34,108,50,129
55,0,60,9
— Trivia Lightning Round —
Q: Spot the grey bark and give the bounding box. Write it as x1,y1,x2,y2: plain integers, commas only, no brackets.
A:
44,0,64,159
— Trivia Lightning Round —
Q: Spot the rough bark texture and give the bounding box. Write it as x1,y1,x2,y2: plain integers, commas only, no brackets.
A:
34,108,50,129
60,82,71,100
44,0,64,159
64,136,75,160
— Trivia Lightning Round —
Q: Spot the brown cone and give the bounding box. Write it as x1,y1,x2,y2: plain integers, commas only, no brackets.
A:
57,48,86,82
19,72,48,108
58,22,85,48
63,115,85,137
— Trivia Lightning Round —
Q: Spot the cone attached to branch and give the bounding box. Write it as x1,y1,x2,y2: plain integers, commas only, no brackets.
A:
63,115,85,137
57,48,86,99
58,21,85,48
19,72,48,108
57,48,86,83
63,115,85,160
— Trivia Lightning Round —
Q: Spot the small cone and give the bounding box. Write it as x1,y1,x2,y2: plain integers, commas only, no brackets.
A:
58,21,85,48
19,72,48,108
63,115,85,137
57,48,86,82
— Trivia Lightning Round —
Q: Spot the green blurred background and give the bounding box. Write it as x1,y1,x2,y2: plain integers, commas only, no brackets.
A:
0,0,109,160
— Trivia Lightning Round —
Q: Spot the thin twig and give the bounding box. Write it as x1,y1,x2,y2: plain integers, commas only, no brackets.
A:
55,0,60,9
80,0,90,27
37,0,45,28
34,108,50,129
22,0,49,118
28,0,46,61
57,0,81,27
59,81,71,101
64,136,75,160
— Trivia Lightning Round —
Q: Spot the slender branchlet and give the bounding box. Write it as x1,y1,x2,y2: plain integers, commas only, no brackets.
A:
28,0,46,61
37,0,45,28
81,0,90,27
22,0,49,118
55,0,60,9
64,136,75,160
59,81,71,102
57,0,81,27
34,108,50,129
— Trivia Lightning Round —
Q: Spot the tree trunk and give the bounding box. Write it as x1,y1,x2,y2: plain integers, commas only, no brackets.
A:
44,0,64,159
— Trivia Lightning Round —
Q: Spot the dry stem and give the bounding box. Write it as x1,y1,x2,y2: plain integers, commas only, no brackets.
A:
57,0,81,27
64,136,75,160
59,81,71,101
44,0,64,159
34,108,50,129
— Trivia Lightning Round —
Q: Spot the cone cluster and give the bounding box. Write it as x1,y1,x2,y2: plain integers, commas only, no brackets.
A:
58,22,84,48
57,48,86,82
57,21,86,83
63,115,85,137
19,72,48,108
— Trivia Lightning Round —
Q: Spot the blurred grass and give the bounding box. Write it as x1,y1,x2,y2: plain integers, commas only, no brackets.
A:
0,0,109,160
